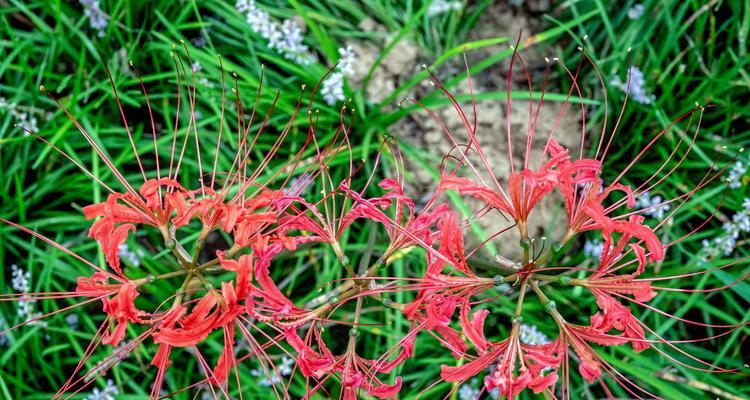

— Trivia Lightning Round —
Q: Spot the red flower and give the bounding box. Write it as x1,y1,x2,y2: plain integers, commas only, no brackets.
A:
439,139,600,227
554,314,628,384
459,300,490,354
284,326,335,377
441,345,505,382
149,303,186,398
285,326,412,399
441,318,563,398
210,324,236,385
153,293,219,348
83,208,136,278
101,283,147,345
75,272,123,297
591,290,650,352
218,253,255,300
83,178,187,277
573,183,664,264
342,178,451,258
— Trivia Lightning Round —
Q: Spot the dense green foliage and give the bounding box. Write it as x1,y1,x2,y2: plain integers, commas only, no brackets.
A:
0,1,748,399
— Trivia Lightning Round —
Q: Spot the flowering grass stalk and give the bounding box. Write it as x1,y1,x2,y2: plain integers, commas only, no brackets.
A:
1,38,747,400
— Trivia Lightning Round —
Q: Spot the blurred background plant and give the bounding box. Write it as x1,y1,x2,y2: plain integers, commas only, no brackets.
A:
0,0,748,399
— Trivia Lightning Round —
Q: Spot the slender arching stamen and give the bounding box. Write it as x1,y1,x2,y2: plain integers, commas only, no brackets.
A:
180,40,205,196
53,319,109,399
217,70,251,201
102,62,148,183
29,132,115,194
40,87,138,198
582,51,610,161
211,55,227,190
171,49,196,188
1,295,109,338
536,50,585,172
235,87,306,202
130,61,162,203
59,327,154,399
600,48,634,164
0,217,122,281
167,50,183,183
419,68,508,198
505,33,523,175
631,109,700,195
405,96,512,206
191,346,231,399
525,56,552,170
236,320,288,400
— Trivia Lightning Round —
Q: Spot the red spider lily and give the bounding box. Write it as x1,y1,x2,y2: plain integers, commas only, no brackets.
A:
338,136,455,261
285,324,413,399
401,214,503,361
1,46,348,399
340,178,451,256
247,257,311,324
76,271,126,297
149,303,186,398
440,310,562,398
402,208,501,315
439,138,600,233
574,186,664,264
394,37,747,400
100,283,148,345
82,178,186,277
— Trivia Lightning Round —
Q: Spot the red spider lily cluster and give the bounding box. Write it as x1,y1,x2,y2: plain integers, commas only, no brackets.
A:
1,43,746,400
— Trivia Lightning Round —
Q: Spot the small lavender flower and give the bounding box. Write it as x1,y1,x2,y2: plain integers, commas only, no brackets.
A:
519,324,551,345
427,0,463,17
583,239,603,260
610,66,656,105
80,0,109,38
337,45,357,76
236,0,315,65
15,113,38,135
733,199,750,232
191,36,208,48
65,313,80,330
11,264,30,292
727,161,747,189
85,344,131,382
1,97,46,135
701,198,750,257
118,243,143,267
320,72,346,106
627,4,645,19
0,316,8,347
189,61,213,89
457,379,481,400
277,355,294,376
85,379,119,400
320,46,358,105
635,191,671,219
11,264,47,328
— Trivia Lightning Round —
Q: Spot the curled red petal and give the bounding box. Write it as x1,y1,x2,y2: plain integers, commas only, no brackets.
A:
441,347,502,382
364,376,402,399
210,325,236,385
459,301,489,354
529,372,558,394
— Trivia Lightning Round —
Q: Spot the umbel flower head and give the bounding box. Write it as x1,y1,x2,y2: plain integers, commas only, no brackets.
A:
1,37,747,400
399,39,746,399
